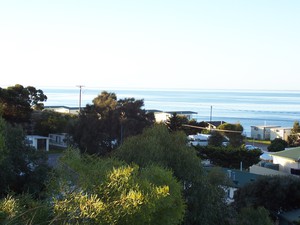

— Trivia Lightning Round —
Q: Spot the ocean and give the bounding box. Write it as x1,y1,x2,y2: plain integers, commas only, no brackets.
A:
43,87,300,137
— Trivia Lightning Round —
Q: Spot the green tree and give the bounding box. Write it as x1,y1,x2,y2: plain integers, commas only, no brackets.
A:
0,194,50,224
71,91,154,155
50,149,185,225
235,207,273,225
288,121,300,147
33,110,77,136
183,119,209,135
196,145,262,169
267,138,288,152
234,175,300,213
0,117,49,197
217,123,244,147
114,125,232,225
292,121,300,133
166,112,189,132
208,131,226,147
116,97,155,142
0,84,47,124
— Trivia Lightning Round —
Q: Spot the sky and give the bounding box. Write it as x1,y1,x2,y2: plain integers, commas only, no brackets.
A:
1,0,299,90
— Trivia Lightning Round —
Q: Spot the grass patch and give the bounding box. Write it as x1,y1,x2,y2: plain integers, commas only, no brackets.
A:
245,138,271,145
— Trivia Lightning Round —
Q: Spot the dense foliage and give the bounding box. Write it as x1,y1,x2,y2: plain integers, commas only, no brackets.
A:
0,84,47,124
217,123,244,147
235,207,273,225
196,145,262,169
166,113,208,135
71,91,155,155
0,117,49,197
1,149,185,225
234,175,300,213
114,125,232,225
288,121,300,146
33,110,77,136
268,138,288,152
208,131,227,147
53,150,185,225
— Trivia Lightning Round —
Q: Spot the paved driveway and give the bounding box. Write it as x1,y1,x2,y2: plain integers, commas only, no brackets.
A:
47,153,62,168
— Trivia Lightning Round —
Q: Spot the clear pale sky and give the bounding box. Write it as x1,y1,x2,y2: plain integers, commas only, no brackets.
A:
1,0,299,90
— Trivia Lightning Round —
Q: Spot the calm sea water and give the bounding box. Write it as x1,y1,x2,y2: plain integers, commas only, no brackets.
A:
43,88,300,136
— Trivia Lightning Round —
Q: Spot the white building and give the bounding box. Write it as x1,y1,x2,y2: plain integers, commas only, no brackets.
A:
251,125,281,140
152,110,197,123
26,135,49,151
270,147,300,175
44,106,80,114
49,133,68,148
270,127,292,141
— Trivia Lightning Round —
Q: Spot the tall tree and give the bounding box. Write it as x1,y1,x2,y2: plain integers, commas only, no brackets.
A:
71,91,154,155
50,149,185,225
33,110,77,136
288,120,300,146
117,98,154,142
217,123,244,147
0,84,47,124
0,117,49,197
166,113,189,132
292,121,300,133
114,125,232,225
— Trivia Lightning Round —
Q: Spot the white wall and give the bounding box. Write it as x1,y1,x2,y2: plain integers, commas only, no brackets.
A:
270,128,292,141
272,156,299,173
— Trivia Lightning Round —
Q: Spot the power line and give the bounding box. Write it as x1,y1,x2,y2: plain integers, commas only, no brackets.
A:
182,124,243,133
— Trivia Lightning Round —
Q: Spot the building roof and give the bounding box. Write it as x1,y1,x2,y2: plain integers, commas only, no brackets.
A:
26,135,49,139
146,109,163,113
270,127,292,130
270,147,300,161
251,125,281,128
44,106,80,110
225,168,262,188
206,167,262,188
165,111,197,115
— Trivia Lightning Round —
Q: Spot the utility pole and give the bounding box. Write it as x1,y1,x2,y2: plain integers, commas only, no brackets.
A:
76,85,84,112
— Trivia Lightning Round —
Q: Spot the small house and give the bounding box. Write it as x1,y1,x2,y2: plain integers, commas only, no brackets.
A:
49,133,68,148
270,127,292,141
251,125,281,140
26,135,49,151
152,110,197,123
270,147,300,175
44,106,80,114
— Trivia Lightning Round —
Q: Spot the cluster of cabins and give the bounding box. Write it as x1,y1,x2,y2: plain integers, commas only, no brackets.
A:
251,125,292,141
